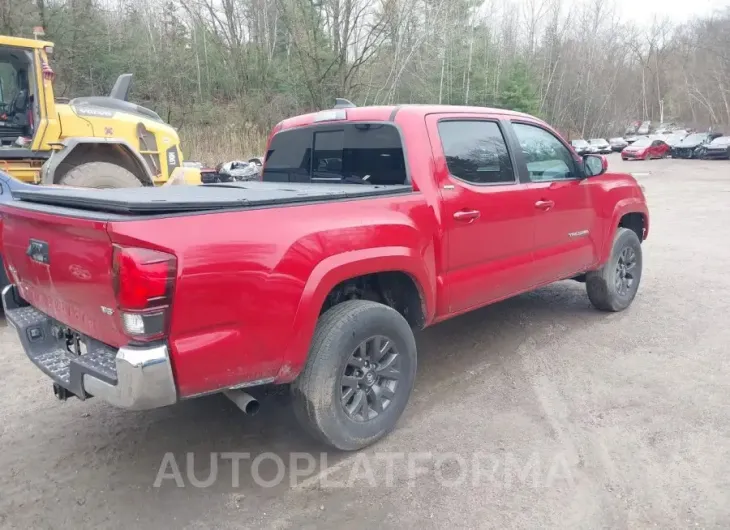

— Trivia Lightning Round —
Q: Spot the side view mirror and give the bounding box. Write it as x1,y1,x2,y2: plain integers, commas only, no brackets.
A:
583,154,607,177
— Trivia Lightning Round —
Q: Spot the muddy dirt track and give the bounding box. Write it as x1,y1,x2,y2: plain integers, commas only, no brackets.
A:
1,157,729,529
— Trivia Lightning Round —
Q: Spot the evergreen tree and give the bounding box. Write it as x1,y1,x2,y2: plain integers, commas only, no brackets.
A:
498,61,540,115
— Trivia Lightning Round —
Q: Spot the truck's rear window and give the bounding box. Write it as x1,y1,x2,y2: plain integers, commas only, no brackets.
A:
263,123,407,185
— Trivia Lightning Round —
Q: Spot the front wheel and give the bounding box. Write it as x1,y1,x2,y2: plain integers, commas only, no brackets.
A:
292,300,417,451
586,228,643,312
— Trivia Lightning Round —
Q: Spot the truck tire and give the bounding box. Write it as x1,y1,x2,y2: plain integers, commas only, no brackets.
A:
59,162,143,188
291,300,417,451
586,227,643,312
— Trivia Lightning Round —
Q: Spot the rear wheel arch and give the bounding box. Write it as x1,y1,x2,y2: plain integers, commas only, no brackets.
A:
319,271,428,329
43,140,154,186
275,252,434,383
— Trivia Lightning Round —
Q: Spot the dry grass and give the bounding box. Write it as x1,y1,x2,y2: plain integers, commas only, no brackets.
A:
179,122,268,166
172,97,303,166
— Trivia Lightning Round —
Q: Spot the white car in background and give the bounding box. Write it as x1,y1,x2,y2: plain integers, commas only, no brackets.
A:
664,131,689,148
570,139,592,154
589,138,612,154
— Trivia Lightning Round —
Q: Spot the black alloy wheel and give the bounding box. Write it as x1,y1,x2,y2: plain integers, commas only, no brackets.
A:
614,246,638,297
340,336,401,422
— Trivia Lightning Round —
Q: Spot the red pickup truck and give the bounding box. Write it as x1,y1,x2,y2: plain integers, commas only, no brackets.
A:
1,104,649,450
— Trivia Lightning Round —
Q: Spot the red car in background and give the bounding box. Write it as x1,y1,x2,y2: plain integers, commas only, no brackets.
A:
621,136,670,160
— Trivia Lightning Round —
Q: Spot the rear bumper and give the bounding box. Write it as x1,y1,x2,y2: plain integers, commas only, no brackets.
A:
2,285,177,410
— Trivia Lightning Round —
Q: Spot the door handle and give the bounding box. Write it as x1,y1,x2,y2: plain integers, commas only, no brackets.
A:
535,200,555,211
453,209,481,222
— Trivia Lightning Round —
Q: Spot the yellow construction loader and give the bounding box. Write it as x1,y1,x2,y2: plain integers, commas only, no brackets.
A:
0,35,200,188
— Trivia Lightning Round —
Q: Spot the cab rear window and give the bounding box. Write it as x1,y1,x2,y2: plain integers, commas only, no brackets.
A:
263,123,407,186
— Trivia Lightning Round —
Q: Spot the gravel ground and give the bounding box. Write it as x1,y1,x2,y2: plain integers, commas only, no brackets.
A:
1,157,729,529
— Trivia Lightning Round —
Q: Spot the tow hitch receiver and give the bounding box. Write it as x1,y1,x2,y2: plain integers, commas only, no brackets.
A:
53,383,73,401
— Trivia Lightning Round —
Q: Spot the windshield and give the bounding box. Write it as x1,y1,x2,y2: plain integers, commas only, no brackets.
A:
710,136,730,146
0,59,29,112
682,133,706,144
632,137,651,147
572,140,588,147
589,139,607,145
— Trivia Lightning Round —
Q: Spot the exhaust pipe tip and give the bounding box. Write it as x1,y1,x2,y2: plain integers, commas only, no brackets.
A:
244,399,260,415
224,390,260,416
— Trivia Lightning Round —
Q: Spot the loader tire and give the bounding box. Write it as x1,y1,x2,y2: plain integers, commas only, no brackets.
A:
59,162,143,189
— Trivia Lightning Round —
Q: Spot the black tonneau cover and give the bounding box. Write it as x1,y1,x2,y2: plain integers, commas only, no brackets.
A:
9,182,413,215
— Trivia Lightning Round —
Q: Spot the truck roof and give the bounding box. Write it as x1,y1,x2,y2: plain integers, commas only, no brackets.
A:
276,104,541,131
0,36,54,49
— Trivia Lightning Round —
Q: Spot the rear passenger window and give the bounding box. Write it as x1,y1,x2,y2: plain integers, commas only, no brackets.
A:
437,120,515,184
263,123,407,185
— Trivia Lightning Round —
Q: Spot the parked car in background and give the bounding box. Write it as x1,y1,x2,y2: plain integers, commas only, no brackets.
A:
621,136,670,160
589,139,612,154
637,121,651,135
664,131,688,149
654,123,680,135
609,137,629,152
0,172,21,296
571,139,592,154
672,132,723,159
625,121,640,136
701,136,730,159
625,135,639,144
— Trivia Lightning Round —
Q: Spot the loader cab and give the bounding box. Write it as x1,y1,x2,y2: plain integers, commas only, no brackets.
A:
0,46,38,147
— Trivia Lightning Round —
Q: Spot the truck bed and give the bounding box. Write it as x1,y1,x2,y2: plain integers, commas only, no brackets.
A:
9,181,413,215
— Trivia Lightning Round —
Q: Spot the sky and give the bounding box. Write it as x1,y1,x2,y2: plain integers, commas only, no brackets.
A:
610,0,730,23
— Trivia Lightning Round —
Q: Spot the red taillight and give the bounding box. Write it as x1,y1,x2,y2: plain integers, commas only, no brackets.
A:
112,246,176,340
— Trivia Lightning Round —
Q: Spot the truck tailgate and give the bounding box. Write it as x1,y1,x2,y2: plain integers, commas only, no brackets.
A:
2,207,126,347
